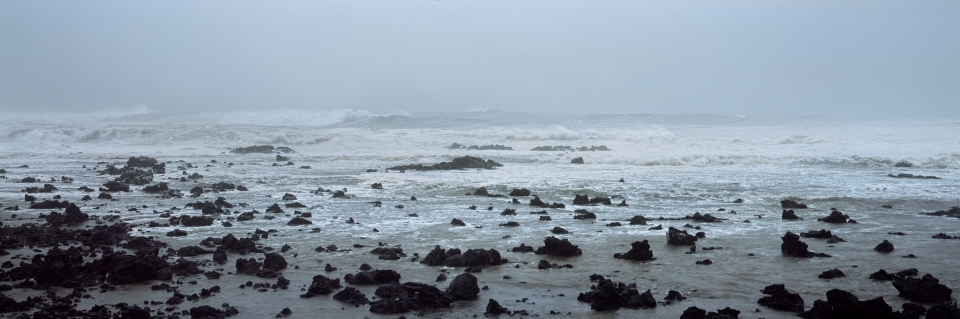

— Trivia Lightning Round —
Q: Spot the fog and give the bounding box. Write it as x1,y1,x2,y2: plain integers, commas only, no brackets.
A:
1,0,957,118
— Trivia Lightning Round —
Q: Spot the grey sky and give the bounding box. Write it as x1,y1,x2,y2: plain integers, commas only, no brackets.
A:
1,0,957,118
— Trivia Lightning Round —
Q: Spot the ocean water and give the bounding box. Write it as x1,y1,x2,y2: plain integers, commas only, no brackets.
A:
1,108,958,318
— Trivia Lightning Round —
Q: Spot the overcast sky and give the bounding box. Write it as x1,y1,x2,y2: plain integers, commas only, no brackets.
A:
1,0,957,118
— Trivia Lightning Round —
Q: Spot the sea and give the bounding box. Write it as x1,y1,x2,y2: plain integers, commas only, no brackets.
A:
1,107,958,318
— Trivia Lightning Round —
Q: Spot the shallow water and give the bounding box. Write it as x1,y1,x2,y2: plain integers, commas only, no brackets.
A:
1,110,958,318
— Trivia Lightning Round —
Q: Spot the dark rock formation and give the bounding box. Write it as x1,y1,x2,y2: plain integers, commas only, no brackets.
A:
629,215,648,225
781,199,808,209
44,203,88,226
758,284,805,312
445,273,479,300
574,209,597,220
893,274,954,303
287,217,312,225
300,274,342,298
874,240,894,252
535,236,582,256
345,269,401,285
818,210,853,223
509,188,531,196
801,229,833,239
551,226,569,234
921,207,960,219
577,277,657,310
485,299,510,314
388,156,503,171
333,286,369,306
450,218,466,226
421,246,507,267
571,157,584,164
781,231,831,257
783,209,801,220
613,240,656,261
369,282,454,313
798,289,908,319
819,269,846,279
667,227,698,245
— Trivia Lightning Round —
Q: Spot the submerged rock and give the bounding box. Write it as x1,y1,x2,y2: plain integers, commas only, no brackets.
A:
758,285,805,312
781,199,808,209
388,156,503,171
892,274,954,303
874,240,895,253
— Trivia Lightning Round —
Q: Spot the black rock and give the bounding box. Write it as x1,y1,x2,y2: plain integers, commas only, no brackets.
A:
874,240,894,252
818,211,852,223
177,246,213,257
420,246,506,267
798,289,906,319
781,199,808,209
345,269,401,285
892,274,954,303
509,188,531,196
629,215,647,225
801,229,833,239
571,157,584,164
613,240,656,261
511,243,534,253
758,289,805,312
781,231,831,258
667,227,698,245
287,217,312,225
369,282,454,313
450,218,466,226
300,274,342,297
782,209,801,220
388,156,503,171
485,298,510,314
819,269,846,279
333,286,369,306
445,273,480,300
535,236,582,256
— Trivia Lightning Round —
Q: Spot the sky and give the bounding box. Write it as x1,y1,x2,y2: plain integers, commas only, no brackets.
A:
1,0,958,118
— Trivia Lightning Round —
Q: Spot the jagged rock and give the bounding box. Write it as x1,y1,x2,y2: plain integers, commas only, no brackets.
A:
781,231,831,257
300,275,342,298
44,203,88,226
450,218,466,226
667,227,698,245
485,298,510,314
535,236,582,256
614,240,656,261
